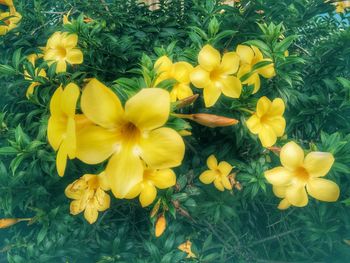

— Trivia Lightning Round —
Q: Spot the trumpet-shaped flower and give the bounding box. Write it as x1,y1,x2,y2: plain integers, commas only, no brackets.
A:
76,79,185,198
0,11,21,36
246,96,286,147
24,53,47,98
199,155,233,191
44,32,83,73
125,168,176,207
190,44,242,107
65,173,110,224
47,83,80,176
264,141,339,209
155,56,194,102
236,45,275,94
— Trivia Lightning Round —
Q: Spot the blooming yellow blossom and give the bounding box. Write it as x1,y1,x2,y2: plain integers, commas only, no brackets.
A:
246,96,286,147
47,83,80,176
154,56,194,102
0,11,21,36
236,45,275,94
190,44,242,107
335,1,350,13
199,155,233,191
24,53,47,98
125,168,176,207
76,79,185,198
265,141,340,209
65,173,110,224
178,240,196,258
44,32,83,73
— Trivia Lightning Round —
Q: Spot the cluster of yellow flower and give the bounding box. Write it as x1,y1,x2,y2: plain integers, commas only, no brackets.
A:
334,0,350,13
0,0,21,36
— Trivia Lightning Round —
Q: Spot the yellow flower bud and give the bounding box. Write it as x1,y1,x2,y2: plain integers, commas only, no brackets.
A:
0,218,31,229
175,113,239,128
175,94,199,109
155,214,166,237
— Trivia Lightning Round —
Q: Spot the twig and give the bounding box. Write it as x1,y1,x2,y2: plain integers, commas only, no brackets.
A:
247,227,302,247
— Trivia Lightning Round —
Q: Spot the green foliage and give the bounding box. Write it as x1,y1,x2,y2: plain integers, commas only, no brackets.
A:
1,0,350,262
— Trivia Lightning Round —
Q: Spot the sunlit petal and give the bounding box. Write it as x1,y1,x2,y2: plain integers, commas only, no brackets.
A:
246,114,262,134
203,83,221,107
139,183,157,207
207,155,217,170
265,167,292,186
236,45,254,65
280,142,304,171
217,161,232,177
220,52,240,74
146,169,176,189
198,44,221,71
258,125,277,147
199,170,216,184
66,48,83,64
61,83,79,118
304,152,334,178
285,185,308,207
306,178,340,202
190,66,211,89
220,76,242,98
256,96,271,117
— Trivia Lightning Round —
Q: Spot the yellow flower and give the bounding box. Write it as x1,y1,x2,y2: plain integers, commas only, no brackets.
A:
125,168,176,207
155,214,166,237
76,79,185,198
190,44,242,107
236,45,275,94
199,155,233,191
43,32,83,73
335,1,350,13
0,11,21,36
246,96,286,147
178,240,196,258
47,83,80,176
65,173,110,224
265,141,340,209
154,56,194,102
24,53,47,98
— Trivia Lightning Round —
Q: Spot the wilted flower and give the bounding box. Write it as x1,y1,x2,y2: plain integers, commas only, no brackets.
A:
76,79,185,198
199,155,233,191
246,96,286,147
0,11,21,36
178,240,196,258
190,44,242,107
265,141,340,209
43,32,83,73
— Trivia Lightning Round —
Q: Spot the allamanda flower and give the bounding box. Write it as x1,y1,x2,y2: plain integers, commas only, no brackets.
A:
236,45,275,94
199,155,233,191
44,32,83,73
154,56,194,102
47,83,80,176
190,44,242,107
65,173,110,224
265,141,340,209
125,168,176,207
335,1,350,13
24,53,47,98
246,96,286,147
76,79,185,198
0,11,21,36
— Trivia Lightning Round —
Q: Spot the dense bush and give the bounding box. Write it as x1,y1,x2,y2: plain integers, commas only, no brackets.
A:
1,0,350,262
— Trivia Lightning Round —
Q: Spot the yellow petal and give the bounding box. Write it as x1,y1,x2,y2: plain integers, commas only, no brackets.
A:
84,201,99,224
265,167,292,186
61,83,79,118
97,171,111,191
214,178,225,191
56,60,67,73
285,185,308,207
70,200,84,215
199,170,216,184
146,169,176,189
62,33,78,49
219,76,242,99
172,61,193,83
155,56,173,73
303,152,334,178
207,155,217,170
106,151,144,198
220,51,240,75
218,161,232,177
277,198,291,210
140,127,185,169
46,32,62,49
66,48,83,64
26,82,40,98
252,46,263,61
139,183,157,207
65,118,76,159
267,98,285,117
81,78,124,128
246,114,262,134
124,183,142,199
203,83,221,107
56,144,68,177
256,96,271,117
76,125,119,164
265,116,285,137
248,73,261,94
50,86,64,117
47,116,66,150
236,45,254,65
190,66,211,89
95,188,110,211
258,125,277,147
306,178,340,202
125,88,170,131
280,141,304,171
221,175,232,190
173,83,193,101
198,44,221,71
272,185,288,198
258,60,275,79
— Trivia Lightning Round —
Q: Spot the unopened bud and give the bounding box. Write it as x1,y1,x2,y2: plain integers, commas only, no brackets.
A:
267,146,281,154
176,113,239,128
150,199,161,218
178,130,192,136
175,94,199,109
0,218,31,229
155,214,166,237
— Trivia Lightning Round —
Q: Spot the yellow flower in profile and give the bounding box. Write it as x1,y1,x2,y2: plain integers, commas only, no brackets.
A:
125,168,176,207
236,45,275,94
24,53,47,98
199,155,233,191
178,240,196,258
47,83,80,176
154,56,194,102
76,79,185,198
44,32,83,73
65,173,110,224
265,141,340,209
246,96,286,147
190,44,242,107
0,11,21,36
335,1,350,13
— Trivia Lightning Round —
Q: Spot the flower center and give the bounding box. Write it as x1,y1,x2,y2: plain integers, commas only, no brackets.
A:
56,46,67,59
294,167,310,182
260,114,269,124
120,122,141,144
210,68,222,81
